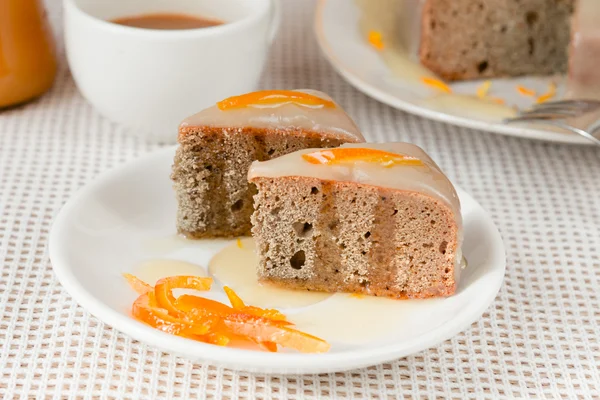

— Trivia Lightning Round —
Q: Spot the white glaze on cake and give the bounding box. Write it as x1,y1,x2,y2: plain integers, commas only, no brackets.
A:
249,142,460,221
248,142,463,276
180,89,365,140
567,0,600,100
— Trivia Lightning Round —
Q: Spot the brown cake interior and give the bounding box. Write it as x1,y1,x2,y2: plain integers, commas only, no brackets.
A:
419,0,575,80
250,176,459,299
172,127,360,238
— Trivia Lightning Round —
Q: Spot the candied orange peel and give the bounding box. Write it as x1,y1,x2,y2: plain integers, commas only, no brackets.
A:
217,90,335,110
516,85,536,97
368,30,384,50
536,82,556,104
302,148,423,168
123,273,152,294
123,274,330,353
476,81,492,98
421,77,452,93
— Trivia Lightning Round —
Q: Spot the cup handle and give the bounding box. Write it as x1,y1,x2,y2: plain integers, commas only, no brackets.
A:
268,0,281,43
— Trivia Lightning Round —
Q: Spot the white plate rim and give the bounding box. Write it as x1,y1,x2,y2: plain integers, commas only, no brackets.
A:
313,0,590,145
49,146,506,373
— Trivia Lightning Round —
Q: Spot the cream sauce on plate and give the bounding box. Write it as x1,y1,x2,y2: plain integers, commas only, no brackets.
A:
132,259,207,284
209,238,332,309
209,238,446,345
131,237,468,345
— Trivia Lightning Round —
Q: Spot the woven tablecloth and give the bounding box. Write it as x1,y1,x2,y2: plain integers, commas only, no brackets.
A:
1,0,599,398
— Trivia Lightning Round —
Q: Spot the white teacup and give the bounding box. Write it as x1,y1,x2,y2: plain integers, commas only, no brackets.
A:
64,0,279,143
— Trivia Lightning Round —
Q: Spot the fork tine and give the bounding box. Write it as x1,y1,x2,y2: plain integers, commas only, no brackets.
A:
518,109,580,118
531,103,587,112
532,99,600,107
531,99,600,111
503,116,600,146
504,116,556,123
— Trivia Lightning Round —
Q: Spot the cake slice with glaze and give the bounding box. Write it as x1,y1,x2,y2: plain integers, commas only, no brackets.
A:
172,90,364,238
248,143,462,299
418,0,575,80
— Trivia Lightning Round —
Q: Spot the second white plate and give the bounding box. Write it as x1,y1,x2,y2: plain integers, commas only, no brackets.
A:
315,0,589,145
50,146,505,374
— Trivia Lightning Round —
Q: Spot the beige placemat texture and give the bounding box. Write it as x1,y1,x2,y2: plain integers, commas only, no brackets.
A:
1,0,599,398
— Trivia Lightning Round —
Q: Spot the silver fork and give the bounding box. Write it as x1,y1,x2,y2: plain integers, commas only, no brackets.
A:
504,99,600,146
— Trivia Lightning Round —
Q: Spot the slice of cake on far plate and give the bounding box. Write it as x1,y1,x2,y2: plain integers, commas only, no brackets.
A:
418,0,575,81
248,143,462,299
172,90,365,239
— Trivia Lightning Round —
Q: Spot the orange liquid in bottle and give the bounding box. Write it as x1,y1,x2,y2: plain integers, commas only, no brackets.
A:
0,0,57,108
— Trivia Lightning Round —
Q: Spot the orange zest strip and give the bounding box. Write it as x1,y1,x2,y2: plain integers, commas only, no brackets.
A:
217,90,335,110
259,341,279,352
223,286,246,309
476,81,491,98
516,85,536,97
421,77,452,93
124,274,327,353
302,148,423,168
536,82,557,104
240,306,289,322
236,238,243,249
223,315,330,354
197,332,231,346
132,293,212,336
154,276,213,317
123,273,152,295
368,30,384,50
223,287,288,322
177,292,290,325
176,294,235,315
489,97,505,105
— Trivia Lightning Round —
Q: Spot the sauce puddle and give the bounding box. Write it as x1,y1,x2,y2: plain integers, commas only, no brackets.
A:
132,259,207,284
130,237,457,346
208,238,331,309
209,238,446,345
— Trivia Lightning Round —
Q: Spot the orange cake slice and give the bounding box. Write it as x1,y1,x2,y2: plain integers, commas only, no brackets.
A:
172,89,364,238
248,143,462,299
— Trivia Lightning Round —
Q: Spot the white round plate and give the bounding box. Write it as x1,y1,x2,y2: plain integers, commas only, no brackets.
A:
315,0,589,145
50,146,505,374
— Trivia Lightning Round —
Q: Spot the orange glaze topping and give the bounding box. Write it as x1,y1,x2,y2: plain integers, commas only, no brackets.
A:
302,148,423,167
217,90,336,110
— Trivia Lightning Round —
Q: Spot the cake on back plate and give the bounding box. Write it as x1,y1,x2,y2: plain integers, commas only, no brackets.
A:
418,0,575,80
172,90,365,239
248,142,463,299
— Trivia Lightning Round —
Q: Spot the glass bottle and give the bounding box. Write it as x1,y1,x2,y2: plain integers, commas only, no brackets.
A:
0,0,57,108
